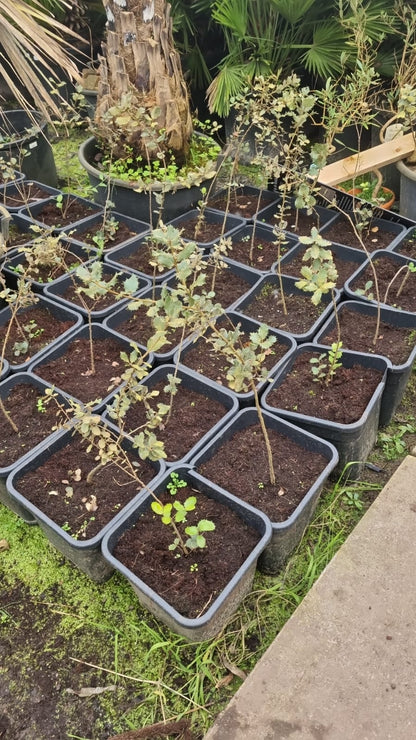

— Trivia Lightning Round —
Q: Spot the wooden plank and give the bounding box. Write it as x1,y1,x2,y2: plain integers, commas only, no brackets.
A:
318,132,415,186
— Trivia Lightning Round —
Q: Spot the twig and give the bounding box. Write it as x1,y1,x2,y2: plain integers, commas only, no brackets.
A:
108,719,194,740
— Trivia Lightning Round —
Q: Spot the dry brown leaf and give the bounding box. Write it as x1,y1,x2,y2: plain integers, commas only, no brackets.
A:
0,539,9,552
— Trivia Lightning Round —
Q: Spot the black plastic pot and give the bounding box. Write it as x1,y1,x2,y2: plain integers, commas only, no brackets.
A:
6,427,165,581
0,180,60,212
0,110,58,187
279,241,367,287
28,322,150,412
313,300,416,427
232,273,340,343
261,343,388,478
103,234,173,285
102,363,238,466
344,249,416,310
101,465,272,640
191,408,338,575
16,194,103,235
164,255,263,311
78,136,219,227
223,222,298,274
257,201,337,235
167,208,246,249
3,240,98,293
43,262,150,321
207,185,280,220
173,311,296,407
66,210,150,251
103,285,184,366
0,294,83,374
320,212,406,251
0,372,71,524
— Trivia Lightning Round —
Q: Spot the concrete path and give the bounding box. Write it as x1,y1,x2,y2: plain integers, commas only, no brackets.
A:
205,455,416,740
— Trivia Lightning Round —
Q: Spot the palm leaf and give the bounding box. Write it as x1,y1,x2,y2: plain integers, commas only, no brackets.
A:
207,63,248,116
212,0,248,40
269,0,317,25
301,22,350,78
0,0,81,121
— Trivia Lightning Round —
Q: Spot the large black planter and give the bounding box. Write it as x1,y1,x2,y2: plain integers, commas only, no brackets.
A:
0,110,58,187
261,343,388,478
191,408,339,575
78,136,220,227
101,465,272,640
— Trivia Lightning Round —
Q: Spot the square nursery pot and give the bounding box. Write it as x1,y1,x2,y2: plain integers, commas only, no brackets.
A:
103,284,185,366
173,311,296,407
101,465,273,641
231,273,340,343
0,372,71,524
319,212,406,252
28,322,151,412
207,185,280,220
104,234,174,285
0,168,25,189
0,294,83,373
191,407,339,575
102,363,239,466
313,300,416,427
279,241,367,289
388,225,416,259
0,180,61,212
223,222,298,273
344,249,416,313
261,343,388,479
166,208,246,248
257,200,337,236
6,426,164,581
65,210,150,252
164,255,264,312
15,194,103,234
43,262,150,321
2,239,98,293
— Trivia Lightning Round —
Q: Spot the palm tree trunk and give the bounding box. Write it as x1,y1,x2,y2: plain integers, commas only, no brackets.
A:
95,0,193,163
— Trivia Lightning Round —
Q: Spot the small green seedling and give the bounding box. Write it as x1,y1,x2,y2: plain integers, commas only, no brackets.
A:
36,398,46,414
310,341,343,386
151,473,215,556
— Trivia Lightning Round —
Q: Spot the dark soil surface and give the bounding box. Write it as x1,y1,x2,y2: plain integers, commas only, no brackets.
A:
259,206,331,236
121,379,232,463
0,304,78,367
239,285,325,335
0,382,62,468
33,336,127,404
207,192,274,218
13,433,156,539
5,223,33,249
114,482,260,618
29,197,100,229
322,217,400,250
319,305,416,364
198,423,329,522
0,183,53,209
265,351,384,423
109,241,170,280
280,247,363,287
228,233,290,271
393,229,416,259
349,254,416,312
73,218,144,250
175,216,229,244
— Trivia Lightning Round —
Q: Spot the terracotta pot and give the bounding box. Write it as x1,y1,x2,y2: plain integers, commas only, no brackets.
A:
347,186,395,210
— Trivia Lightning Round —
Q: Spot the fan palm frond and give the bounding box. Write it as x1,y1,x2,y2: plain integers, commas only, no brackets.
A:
207,63,248,116
0,0,81,121
301,22,350,78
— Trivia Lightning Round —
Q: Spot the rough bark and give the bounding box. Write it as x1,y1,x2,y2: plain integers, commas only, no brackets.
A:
95,0,193,163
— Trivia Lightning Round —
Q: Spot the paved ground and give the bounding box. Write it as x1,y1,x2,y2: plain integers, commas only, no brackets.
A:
204,454,416,740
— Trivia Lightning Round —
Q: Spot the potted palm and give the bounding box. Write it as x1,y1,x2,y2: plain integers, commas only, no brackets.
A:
78,0,221,225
